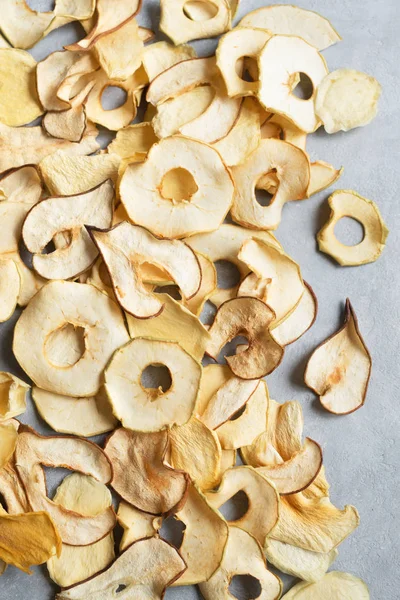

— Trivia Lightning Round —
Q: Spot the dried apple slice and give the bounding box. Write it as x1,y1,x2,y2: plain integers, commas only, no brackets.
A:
142,41,197,82
48,473,115,587
231,138,310,230
160,0,231,44
0,456,30,514
42,84,91,143
36,51,86,112
305,299,371,414
265,114,308,151
0,422,18,470
184,0,238,21
281,571,369,599
196,364,232,416
108,122,158,160
0,165,42,204
206,297,284,379
200,376,259,430
120,136,234,239
0,372,29,422
179,91,241,144
185,252,217,316
258,35,328,133
199,526,282,600
239,5,341,50
90,222,201,318
118,502,162,551
271,282,317,347
307,161,343,197
264,539,337,583
55,537,186,600
316,69,381,133
317,190,388,266
105,337,201,431
104,428,189,515
172,483,228,585
13,281,129,397
0,259,20,323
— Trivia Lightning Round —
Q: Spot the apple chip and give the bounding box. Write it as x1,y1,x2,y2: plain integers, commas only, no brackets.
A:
184,0,238,21
281,571,369,599
199,526,282,600
42,86,90,144
196,364,232,416
239,5,341,50
120,136,234,239
105,337,201,431
108,122,158,160
206,466,279,545
36,51,86,112
0,259,20,323
185,252,217,316
308,161,343,197
104,428,189,515
172,483,228,585
13,281,129,397
118,502,162,551
317,190,388,266
258,35,328,133
231,139,310,230
272,282,318,346
0,165,42,204
316,69,381,133
0,372,29,422
200,376,259,430
305,299,371,414
0,422,18,470
264,539,337,583
160,0,231,45
206,297,284,379
142,41,197,82
0,456,30,515
32,387,117,438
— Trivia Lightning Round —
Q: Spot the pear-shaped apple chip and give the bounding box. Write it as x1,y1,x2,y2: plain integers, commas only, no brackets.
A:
160,0,231,45
0,372,29,422
281,571,369,599
118,502,162,551
264,539,338,583
305,299,372,414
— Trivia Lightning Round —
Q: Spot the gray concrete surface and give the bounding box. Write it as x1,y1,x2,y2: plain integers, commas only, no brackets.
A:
0,0,399,598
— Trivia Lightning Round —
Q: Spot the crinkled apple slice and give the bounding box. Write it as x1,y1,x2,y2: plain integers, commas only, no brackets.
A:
120,136,234,239
179,91,241,144
0,422,18,470
0,259,20,323
305,299,371,414
105,337,201,431
264,539,338,583
172,483,229,585
317,190,388,266
89,222,201,318
108,122,158,160
56,537,186,600
0,372,29,422
36,51,86,112
272,282,318,346
239,5,341,50
42,84,92,143
55,55,99,107
0,456,30,514
22,180,114,280
104,428,189,515
185,252,217,316
199,526,282,600
118,502,162,551
206,297,284,379
32,387,117,438
281,571,369,599
13,281,129,397
0,165,42,204
48,473,115,587
258,35,328,133
160,0,231,44
142,41,197,82
316,69,381,133
237,272,269,303
206,466,279,545
308,161,343,197
200,376,259,430
231,138,310,230
15,429,115,546
170,418,222,490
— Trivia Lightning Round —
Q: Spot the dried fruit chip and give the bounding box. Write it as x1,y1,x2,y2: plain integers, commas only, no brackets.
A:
42,87,90,144
270,283,317,346
261,114,308,152
264,539,338,583
307,161,343,197
0,372,29,422
0,165,42,204
305,299,372,414
0,422,18,470
108,122,158,160
185,252,217,316
117,502,162,551
200,376,259,430
281,571,369,599
36,51,85,112
160,0,231,45
0,259,20,323
142,41,196,82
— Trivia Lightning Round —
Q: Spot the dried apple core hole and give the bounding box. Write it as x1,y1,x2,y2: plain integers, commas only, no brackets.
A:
219,490,249,521
160,516,186,549
219,335,249,361
214,260,241,289
160,168,199,202
291,73,314,100
229,574,262,600
140,364,172,395
26,0,55,10
183,1,218,21
237,57,259,82
101,86,128,111
44,323,86,368
334,216,365,246
255,188,274,207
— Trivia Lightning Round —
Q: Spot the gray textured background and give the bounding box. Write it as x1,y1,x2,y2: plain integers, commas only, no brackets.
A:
0,0,399,598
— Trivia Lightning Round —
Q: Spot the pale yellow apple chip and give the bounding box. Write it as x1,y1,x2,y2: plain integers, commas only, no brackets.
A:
0,372,29,422
305,299,372,414
263,114,308,151
0,259,20,323
107,122,158,160
239,5,341,50
118,502,162,551
105,337,201,431
36,51,86,112
317,190,388,266
160,0,231,44
0,455,30,515
281,571,369,599
264,539,338,583
184,0,238,21
42,87,89,144
196,364,232,416
308,161,343,197
55,537,186,600
316,69,381,133
142,41,197,82
0,422,18,470
199,526,282,600
6,253,45,308
0,165,42,204
200,376,259,430
272,282,318,346
104,428,189,515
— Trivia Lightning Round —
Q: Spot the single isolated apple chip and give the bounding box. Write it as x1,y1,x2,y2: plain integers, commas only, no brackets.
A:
108,122,158,160
13,281,129,397
0,422,18,470
305,299,371,414
281,571,369,599
239,5,341,50
118,502,162,551
199,526,282,600
264,539,337,583
160,0,231,45
316,69,381,133
0,259,20,323
55,537,186,600
206,297,284,379
142,41,197,82
104,428,189,515
317,190,388,266
0,165,42,204
0,372,29,422
307,161,343,197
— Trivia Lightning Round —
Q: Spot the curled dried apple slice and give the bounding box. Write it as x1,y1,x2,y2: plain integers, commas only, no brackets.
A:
104,428,189,515
0,165,42,204
108,122,158,160
264,114,308,151
36,51,85,112
317,190,388,266
0,456,30,514
281,571,369,599
90,222,201,318
269,282,317,346
305,299,371,414
160,0,231,44
142,41,196,82
185,252,217,316
239,5,341,50
0,259,20,323
179,91,241,144
13,281,129,397
55,537,186,600
199,526,282,600
0,372,29,422
307,161,343,197
105,337,201,431
264,539,338,583
118,502,162,551
42,84,91,144
258,35,328,133
206,297,284,379
200,376,259,430
0,422,18,470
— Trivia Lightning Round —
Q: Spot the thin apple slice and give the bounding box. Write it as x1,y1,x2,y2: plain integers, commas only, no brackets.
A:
160,0,231,44
281,571,369,599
